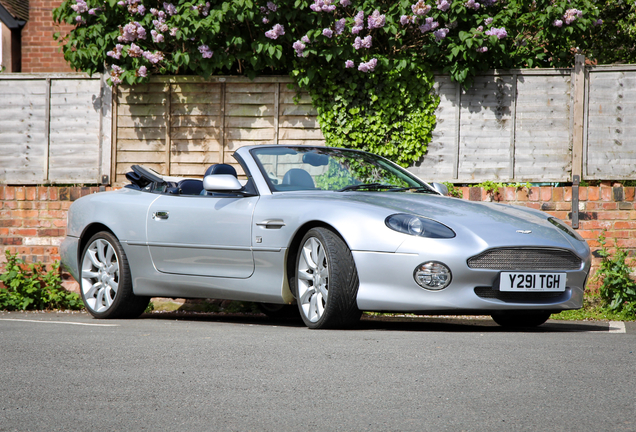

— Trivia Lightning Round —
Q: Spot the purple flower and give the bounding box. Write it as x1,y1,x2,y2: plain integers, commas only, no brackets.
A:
127,43,143,57
433,27,449,41
553,19,563,28
481,0,497,5
367,9,386,29
260,6,267,13
335,18,346,35
436,0,450,12
267,1,277,11
150,8,158,16
119,22,147,42
301,35,311,44
485,26,507,39
170,27,178,36
88,8,97,15
353,37,362,50
198,45,213,58
400,15,410,26
265,24,285,39
361,35,372,48
75,15,83,22
106,44,123,59
345,60,354,68
563,8,583,25
419,17,439,33
484,17,493,25
263,17,269,23
412,0,431,16
358,58,377,73
110,65,124,85
476,25,483,32
293,40,306,56
465,0,480,10
137,5,145,15
117,1,125,6
477,46,488,53
310,0,336,12
138,66,147,77
151,30,164,43
323,28,333,38
71,0,89,13
352,11,364,34
143,50,164,64
340,0,351,6
164,2,177,15
594,19,603,26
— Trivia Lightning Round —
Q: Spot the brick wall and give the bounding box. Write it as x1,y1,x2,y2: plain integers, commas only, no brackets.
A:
21,0,74,73
1,185,634,291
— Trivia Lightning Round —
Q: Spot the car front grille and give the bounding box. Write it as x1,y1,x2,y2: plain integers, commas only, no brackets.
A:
474,287,565,302
467,248,582,271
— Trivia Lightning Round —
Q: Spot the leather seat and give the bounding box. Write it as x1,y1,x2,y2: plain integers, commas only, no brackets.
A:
282,168,315,189
204,164,237,177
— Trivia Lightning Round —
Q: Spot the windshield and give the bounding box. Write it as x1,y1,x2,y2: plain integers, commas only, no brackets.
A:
251,147,433,193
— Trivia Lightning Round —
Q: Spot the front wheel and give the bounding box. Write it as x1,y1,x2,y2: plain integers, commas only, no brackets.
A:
80,231,149,319
293,228,361,329
491,311,552,328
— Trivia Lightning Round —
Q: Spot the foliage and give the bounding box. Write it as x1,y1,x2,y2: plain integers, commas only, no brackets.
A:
443,181,462,198
302,67,438,167
0,251,84,311
552,291,636,321
595,232,636,316
475,180,531,195
53,0,603,165
588,0,636,64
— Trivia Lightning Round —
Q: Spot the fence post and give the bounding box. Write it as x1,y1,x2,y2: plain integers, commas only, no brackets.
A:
571,54,585,181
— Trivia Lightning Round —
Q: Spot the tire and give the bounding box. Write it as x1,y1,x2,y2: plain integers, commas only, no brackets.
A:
80,231,149,319
293,227,361,329
491,311,552,328
257,303,301,321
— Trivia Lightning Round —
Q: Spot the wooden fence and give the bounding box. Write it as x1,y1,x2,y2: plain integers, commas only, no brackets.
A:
112,76,322,183
2,62,636,185
0,73,111,184
410,59,636,183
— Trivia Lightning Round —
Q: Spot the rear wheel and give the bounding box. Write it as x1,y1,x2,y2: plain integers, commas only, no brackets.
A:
491,311,552,328
293,228,361,329
80,231,149,319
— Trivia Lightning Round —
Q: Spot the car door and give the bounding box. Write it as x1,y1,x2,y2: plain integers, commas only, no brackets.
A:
146,194,258,278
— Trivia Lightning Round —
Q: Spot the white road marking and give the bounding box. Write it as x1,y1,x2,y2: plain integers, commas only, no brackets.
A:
608,321,626,333
0,319,119,327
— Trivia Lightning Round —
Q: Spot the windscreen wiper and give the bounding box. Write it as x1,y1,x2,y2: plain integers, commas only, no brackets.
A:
386,186,437,194
338,183,396,192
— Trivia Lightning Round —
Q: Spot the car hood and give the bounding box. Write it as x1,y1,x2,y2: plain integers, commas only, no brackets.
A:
294,191,584,252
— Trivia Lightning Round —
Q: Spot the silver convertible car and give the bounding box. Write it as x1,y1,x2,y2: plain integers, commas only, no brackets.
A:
61,145,591,329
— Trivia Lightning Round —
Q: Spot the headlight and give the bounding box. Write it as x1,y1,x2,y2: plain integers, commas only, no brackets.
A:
414,262,452,290
548,217,584,242
385,214,455,238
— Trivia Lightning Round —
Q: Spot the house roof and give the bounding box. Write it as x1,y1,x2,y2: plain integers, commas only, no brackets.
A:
0,0,28,22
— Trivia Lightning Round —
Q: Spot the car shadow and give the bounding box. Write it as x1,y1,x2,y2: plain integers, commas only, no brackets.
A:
139,312,611,333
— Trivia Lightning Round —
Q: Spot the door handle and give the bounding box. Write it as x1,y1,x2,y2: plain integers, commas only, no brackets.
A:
256,219,285,229
152,211,169,220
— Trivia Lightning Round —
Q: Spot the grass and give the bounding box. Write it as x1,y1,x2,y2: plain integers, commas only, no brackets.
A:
551,293,636,322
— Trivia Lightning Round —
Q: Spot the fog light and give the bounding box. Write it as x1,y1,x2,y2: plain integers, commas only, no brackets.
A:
414,262,452,290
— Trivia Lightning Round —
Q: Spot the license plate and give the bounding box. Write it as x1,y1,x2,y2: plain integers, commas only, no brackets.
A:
499,272,566,292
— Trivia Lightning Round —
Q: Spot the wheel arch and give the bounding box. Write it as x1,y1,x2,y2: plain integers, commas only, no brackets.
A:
78,223,117,265
284,220,350,300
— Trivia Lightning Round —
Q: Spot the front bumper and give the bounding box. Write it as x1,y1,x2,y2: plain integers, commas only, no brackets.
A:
352,250,587,313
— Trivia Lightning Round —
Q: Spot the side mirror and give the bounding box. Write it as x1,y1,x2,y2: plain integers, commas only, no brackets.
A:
431,182,449,196
203,174,243,192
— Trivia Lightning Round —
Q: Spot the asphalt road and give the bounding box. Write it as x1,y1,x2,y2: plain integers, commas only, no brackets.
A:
0,311,634,432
